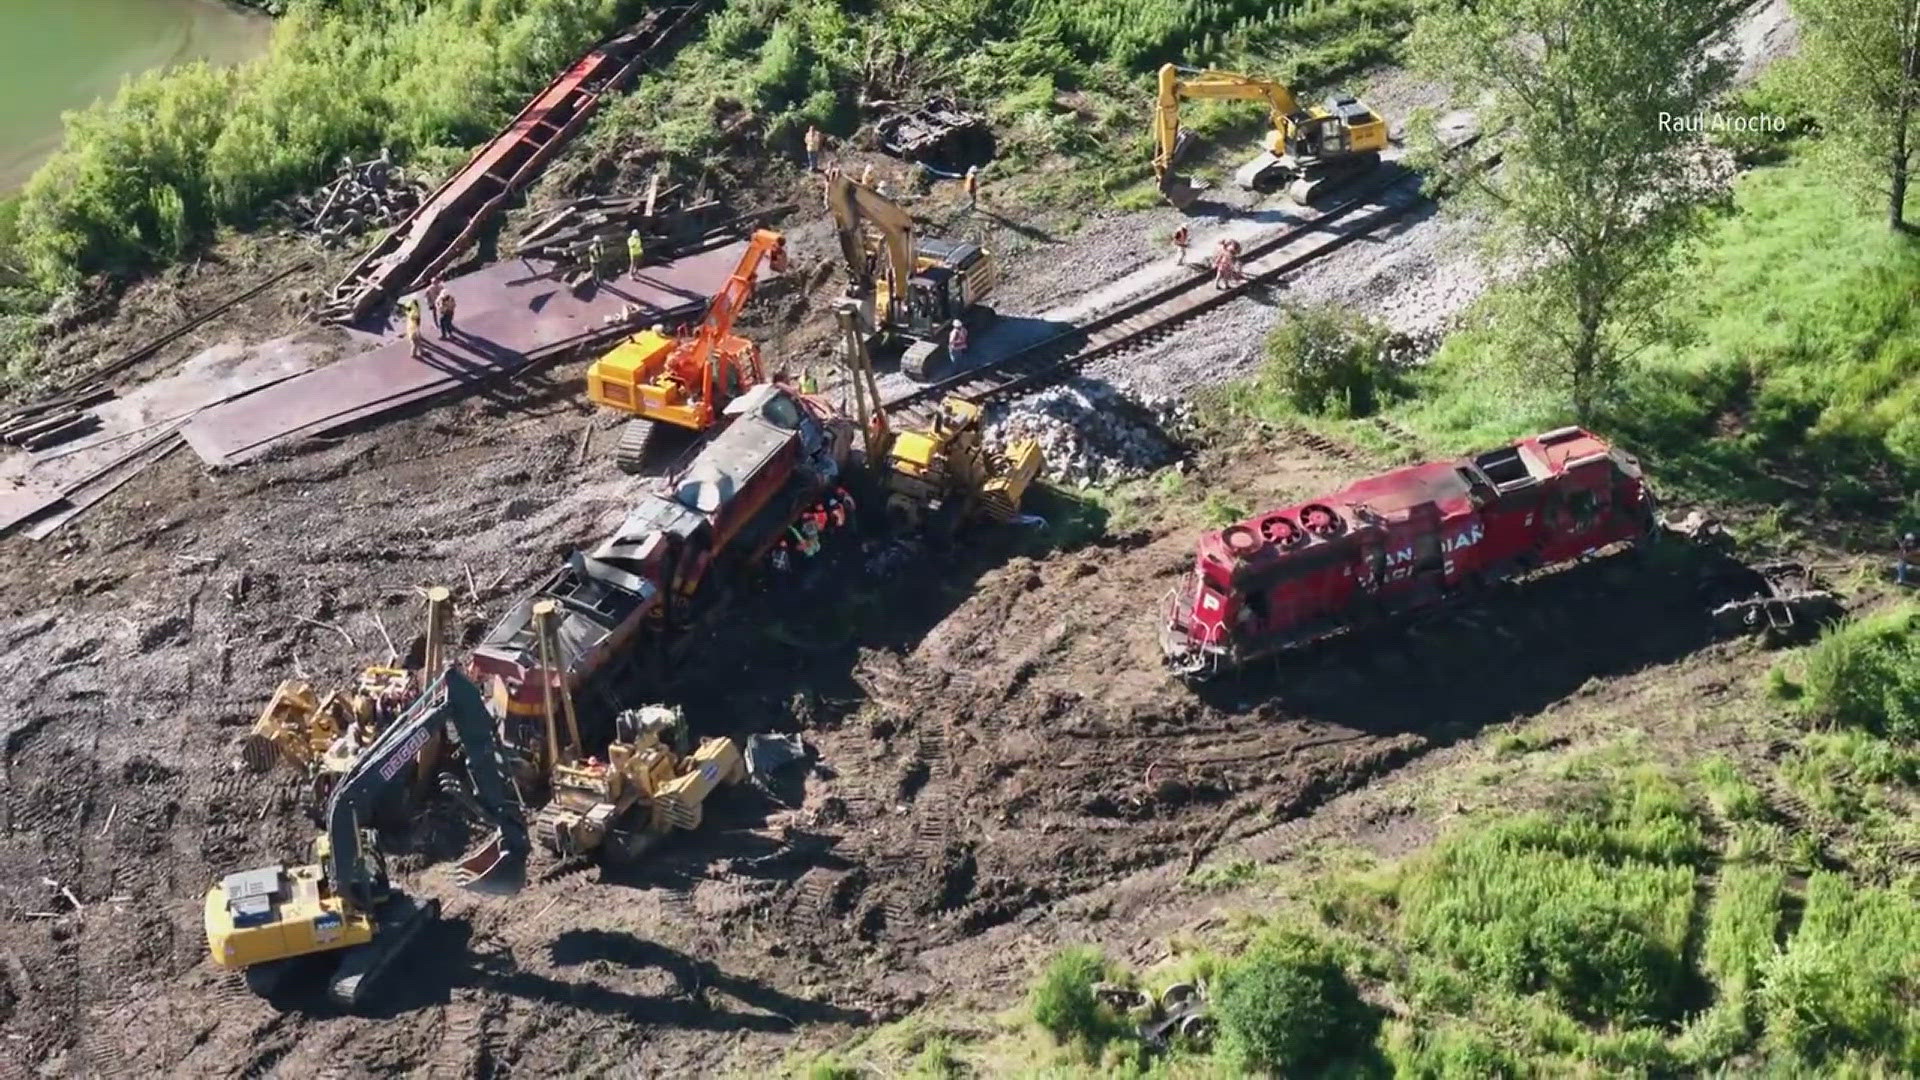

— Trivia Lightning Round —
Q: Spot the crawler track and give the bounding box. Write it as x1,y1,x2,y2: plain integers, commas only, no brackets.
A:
881,135,1492,425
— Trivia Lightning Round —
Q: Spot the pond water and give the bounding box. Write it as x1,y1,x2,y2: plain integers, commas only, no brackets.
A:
0,0,272,192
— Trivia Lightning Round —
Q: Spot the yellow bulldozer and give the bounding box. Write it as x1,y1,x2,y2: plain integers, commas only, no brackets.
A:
835,299,1042,535
236,586,458,809
520,599,744,864
1153,63,1390,209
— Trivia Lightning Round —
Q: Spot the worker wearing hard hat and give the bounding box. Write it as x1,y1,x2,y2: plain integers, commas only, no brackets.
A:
948,318,969,367
627,229,644,280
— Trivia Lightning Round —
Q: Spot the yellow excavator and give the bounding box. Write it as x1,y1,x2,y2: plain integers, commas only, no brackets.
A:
836,299,1042,535
205,667,529,1011
827,172,996,382
1153,63,1390,210
521,599,745,864
585,228,790,473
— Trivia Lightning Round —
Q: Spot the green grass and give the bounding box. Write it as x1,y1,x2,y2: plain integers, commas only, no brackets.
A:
1370,150,1920,525
586,0,1420,208
1758,873,1920,1071
15,0,648,291
1789,605,1920,739
1028,946,1129,1055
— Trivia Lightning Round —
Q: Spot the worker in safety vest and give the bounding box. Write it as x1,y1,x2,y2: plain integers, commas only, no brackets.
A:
948,319,969,366
798,368,818,394
805,125,824,171
587,234,606,283
788,517,822,558
404,296,423,357
435,287,457,338
1172,224,1191,266
627,229,644,280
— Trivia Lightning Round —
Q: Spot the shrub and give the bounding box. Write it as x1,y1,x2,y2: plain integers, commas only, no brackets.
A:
18,0,642,287
1028,946,1123,1047
1385,1021,1523,1078
1758,873,1920,1071
1699,864,1784,1048
1257,305,1404,418
1798,607,1920,739
1213,930,1377,1075
1397,783,1702,1025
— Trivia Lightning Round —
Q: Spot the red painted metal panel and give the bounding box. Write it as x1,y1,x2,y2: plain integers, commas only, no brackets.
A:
186,241,763,466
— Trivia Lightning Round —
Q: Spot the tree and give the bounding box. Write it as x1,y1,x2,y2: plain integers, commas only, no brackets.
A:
1792,0,1920,232
1410,0,1741,420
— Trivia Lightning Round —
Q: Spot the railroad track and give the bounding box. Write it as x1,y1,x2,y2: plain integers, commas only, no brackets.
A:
880,133,1492,426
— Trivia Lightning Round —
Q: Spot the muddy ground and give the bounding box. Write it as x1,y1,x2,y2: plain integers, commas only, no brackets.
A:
0,4,1809,1073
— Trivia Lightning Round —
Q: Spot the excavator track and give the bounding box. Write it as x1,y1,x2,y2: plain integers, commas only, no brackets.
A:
532,801,584,859
614,419,656,475
327,894,440,1010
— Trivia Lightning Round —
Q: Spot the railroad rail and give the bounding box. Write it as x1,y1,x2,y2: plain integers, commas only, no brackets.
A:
318,5,705,326
880,133,1494,426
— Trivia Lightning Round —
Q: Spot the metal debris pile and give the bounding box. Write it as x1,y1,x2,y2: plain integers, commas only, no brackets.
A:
873,98,992,167
985,379,1192,485
276,155,425,245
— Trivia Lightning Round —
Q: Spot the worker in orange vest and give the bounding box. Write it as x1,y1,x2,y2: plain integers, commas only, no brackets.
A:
948,318,970,366
1172,224,1191,266
805,125,824,171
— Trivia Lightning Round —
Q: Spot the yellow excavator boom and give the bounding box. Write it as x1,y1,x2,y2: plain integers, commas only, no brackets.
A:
1153,61,1386,209
827,172,916,330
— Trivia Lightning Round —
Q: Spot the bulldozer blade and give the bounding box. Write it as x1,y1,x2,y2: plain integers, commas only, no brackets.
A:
1158,171,1206,211
454,832,527,895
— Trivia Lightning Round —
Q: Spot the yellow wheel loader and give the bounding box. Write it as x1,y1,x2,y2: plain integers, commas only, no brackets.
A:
586,229,789,474
1152,63,1390,209
835,299,1042,535
204,667,529,1011
827,173,996,382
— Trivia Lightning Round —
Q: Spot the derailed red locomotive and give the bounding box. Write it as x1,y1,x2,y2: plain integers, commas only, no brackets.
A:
1162,427,1657,677
469,383,857,718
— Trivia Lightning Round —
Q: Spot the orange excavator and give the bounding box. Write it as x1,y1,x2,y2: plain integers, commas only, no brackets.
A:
585,229,790,473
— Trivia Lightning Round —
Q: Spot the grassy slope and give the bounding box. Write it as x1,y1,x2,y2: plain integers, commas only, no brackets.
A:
1380,150,1920,529
801,609,1919,1078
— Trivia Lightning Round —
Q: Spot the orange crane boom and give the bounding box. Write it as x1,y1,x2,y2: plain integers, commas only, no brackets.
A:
585,228,789,473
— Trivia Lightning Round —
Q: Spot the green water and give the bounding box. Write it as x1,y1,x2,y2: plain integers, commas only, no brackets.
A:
0,1,272,191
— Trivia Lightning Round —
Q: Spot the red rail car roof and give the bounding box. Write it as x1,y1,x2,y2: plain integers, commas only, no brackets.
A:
1198,427,1619,567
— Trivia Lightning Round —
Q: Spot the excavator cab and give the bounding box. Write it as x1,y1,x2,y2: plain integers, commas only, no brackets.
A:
587,229,783,474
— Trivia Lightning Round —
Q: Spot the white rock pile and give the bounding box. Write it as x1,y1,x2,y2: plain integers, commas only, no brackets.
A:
984,378,1193,486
